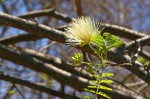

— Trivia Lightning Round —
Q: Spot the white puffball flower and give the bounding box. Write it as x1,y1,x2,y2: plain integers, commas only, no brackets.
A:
65,16,102,47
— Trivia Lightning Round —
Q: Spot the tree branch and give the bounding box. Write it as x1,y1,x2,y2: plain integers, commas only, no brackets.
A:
0,34,41,45
0,43,89,91
126,36,150,50
0,12,66,43
0,12,150,85
73,0,83,16
0,44,147,99
141,50,150,60
17,8,72,22
0,71,80,99
10,45,92,80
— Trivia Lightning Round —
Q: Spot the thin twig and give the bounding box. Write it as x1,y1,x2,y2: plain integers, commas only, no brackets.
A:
12,83,26,99
39,42,56,52
0,71,26,99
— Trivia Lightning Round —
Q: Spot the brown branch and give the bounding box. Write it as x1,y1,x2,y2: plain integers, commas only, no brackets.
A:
2,86,15,99
126,36,150,50
0,43,90,91
112,83,149,99
10,45,92,80
0,34,42,45
141,50,150,60
0,26,66,45
11,9,150,46
74,0,83,16
0,44,146,99
108,47,150,84
0,71,80,99
101,23,149,44
1,12,150,45
0,12,150,85
12,82,26,99
17,8,72,23
6,7,150,47
17,10,150,46
0,12,66,43
125,36,150,60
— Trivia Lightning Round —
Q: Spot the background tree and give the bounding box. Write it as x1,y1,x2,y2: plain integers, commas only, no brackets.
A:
0,0,150,99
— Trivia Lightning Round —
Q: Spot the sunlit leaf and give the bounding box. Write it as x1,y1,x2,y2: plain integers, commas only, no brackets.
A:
97,91,111,99
8,90,15,95
41,74,48,80
101,73,114,78
91,33,105,50
100,79,113,84
87,85,97,89
83,96,91,99
71,53,83,66
103,32,123,49
99,85,112,91
89,80,98,84
84,88,96,94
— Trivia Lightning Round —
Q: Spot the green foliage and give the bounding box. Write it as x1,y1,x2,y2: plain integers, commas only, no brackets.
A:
8,90,15,95
90,32,122,69
144,61,150,66
102,33,123,49
71,53,83,66
0,0,4,3
41,74,49,80
90,32,122,55
137,57,150,66
97,92,111,99
100,79,113,84
70,32,122,99
101,73,114,78
83,96,93,99
91,33,106,53
84,72,113,99
41,74,53,86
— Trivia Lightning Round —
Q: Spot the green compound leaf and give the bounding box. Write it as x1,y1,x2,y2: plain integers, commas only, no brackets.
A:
84,88,96,94
101,73,114,78
92,74,100,78
99,85,112,91
97,91,111,99
91,33,105,49
41,74,48,80
8,90,15,95
71,53,83,66
100,79,113,84
89,80,98,84
0,0,4,3
87,85,97,89
83,96,91,99
144,61,150,66
90,32,122,61
103,32,123,50
90,33,107,55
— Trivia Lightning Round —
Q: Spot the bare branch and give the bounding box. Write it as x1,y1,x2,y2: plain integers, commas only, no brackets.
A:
0,43,89,91
12,83,26,99
0,12,66,43
0,12,150,85
10,45,92,80
0,44,147,99
141,50,150,60
73,0,83,16
17,8,72,22
101,23,150,46
0,34,41,45
126,36,150,50
0,71,80,99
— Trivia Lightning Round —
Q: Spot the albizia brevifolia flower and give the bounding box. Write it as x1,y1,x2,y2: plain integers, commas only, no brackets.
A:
65,16,103,47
